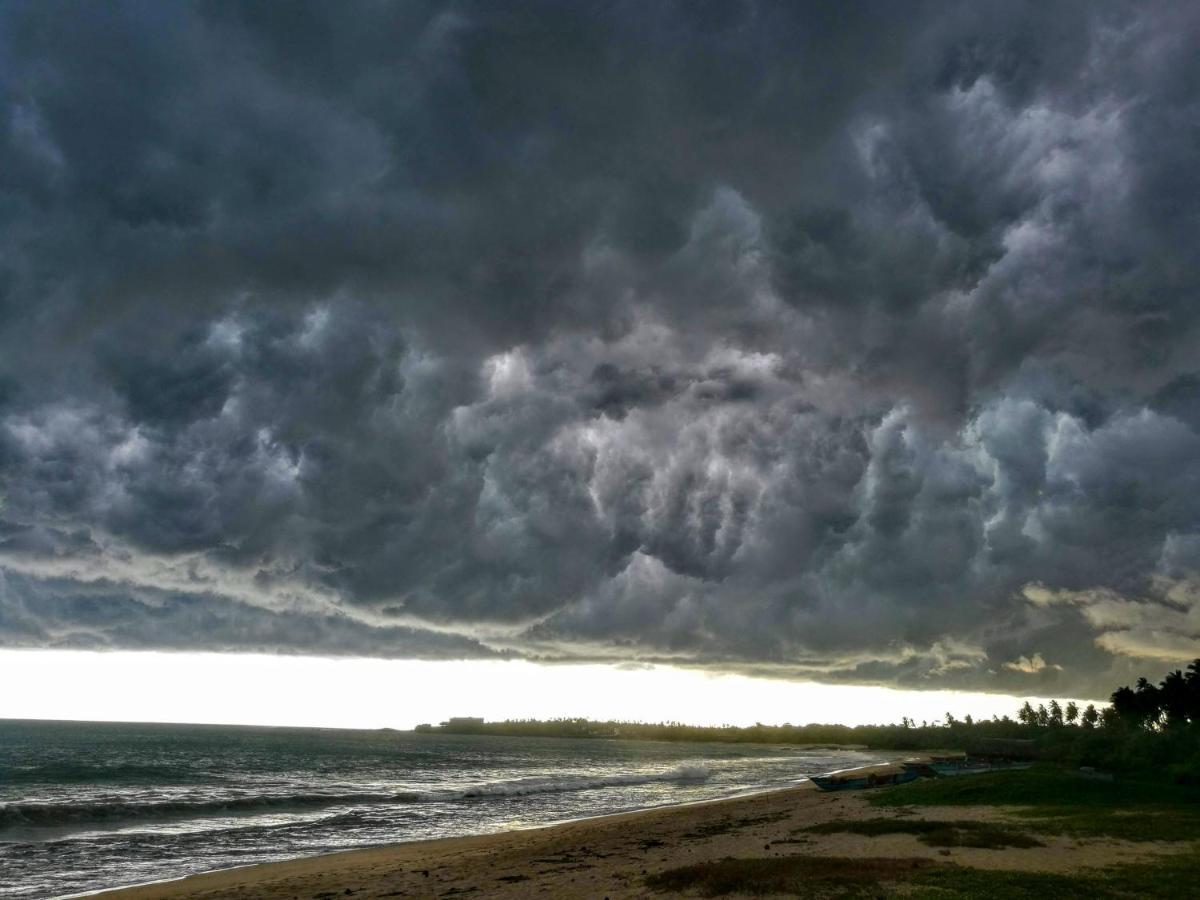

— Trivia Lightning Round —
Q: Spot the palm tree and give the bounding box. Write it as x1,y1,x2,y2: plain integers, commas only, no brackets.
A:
1185,659,1200,722
1018,701,1036,726
1135,677,1164,729
1065,701,1079,725
1048,700,1064,726
1160,670,1191,726
1186,658,1200,688
1110,685,1139,727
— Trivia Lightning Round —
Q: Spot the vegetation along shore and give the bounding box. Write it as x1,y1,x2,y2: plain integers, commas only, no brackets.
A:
420,658,1200,784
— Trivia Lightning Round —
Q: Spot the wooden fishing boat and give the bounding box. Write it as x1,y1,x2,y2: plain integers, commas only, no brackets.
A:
900,755,1034,778
810,764,919,791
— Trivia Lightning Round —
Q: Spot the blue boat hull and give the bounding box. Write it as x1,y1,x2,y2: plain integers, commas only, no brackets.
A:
901,760,1035,778
811,770,919,791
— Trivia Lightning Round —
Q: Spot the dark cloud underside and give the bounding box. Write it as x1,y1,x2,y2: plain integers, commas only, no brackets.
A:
2,0,1199,697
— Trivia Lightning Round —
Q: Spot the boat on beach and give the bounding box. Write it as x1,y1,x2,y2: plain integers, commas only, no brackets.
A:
812,754,1034,791
810,763,920,791
900,753,1034,778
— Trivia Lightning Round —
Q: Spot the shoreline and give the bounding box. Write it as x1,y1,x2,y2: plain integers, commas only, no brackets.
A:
89,777,830,899
79,787,787,897
94,781,826,899
88,763,912,900
91,759,1184,899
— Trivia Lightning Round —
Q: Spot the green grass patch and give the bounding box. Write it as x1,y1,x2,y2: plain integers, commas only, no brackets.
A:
644,855,940,897
868,767,1200,842
646,851,1200,898
803,817,1043,848
912,852,1200,899
1018,807,1200,842
649,770,1200,896
869,766,1200,809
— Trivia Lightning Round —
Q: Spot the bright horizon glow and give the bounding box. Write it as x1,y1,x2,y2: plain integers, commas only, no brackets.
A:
0,649,1094,730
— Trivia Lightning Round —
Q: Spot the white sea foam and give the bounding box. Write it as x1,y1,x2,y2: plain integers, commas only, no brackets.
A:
452,763,712,799
0,721,885,900
0,764,715,830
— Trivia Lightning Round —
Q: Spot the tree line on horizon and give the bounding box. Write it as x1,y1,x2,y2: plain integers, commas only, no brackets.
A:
1107,660,1200,730
419,660,1200,781
1001,660,1200,733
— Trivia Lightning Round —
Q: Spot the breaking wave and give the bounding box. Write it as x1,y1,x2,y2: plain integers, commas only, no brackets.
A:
0,792,416,829
0,764,711,830
458,763,711,798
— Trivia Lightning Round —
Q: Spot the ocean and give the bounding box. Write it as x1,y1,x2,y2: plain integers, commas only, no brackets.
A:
0,719,886,898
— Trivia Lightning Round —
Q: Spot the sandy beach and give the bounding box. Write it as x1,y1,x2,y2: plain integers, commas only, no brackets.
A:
96,768,1186,899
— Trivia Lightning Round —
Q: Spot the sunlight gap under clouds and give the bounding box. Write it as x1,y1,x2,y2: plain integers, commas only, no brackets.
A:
0,649,1081,730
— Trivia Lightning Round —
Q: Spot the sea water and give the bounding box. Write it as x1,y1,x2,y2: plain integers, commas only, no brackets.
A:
0,719,886,898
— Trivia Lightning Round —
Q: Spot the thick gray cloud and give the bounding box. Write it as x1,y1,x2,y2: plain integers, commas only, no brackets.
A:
2,1,1199,698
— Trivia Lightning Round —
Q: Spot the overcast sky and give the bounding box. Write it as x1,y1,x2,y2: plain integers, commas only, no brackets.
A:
2,1,1199,704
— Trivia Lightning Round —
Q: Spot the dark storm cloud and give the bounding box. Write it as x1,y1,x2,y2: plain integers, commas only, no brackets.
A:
0,568,502,658
2,1,1199,697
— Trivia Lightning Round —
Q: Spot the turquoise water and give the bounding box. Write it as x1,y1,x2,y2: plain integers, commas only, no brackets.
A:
0,719,885,898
